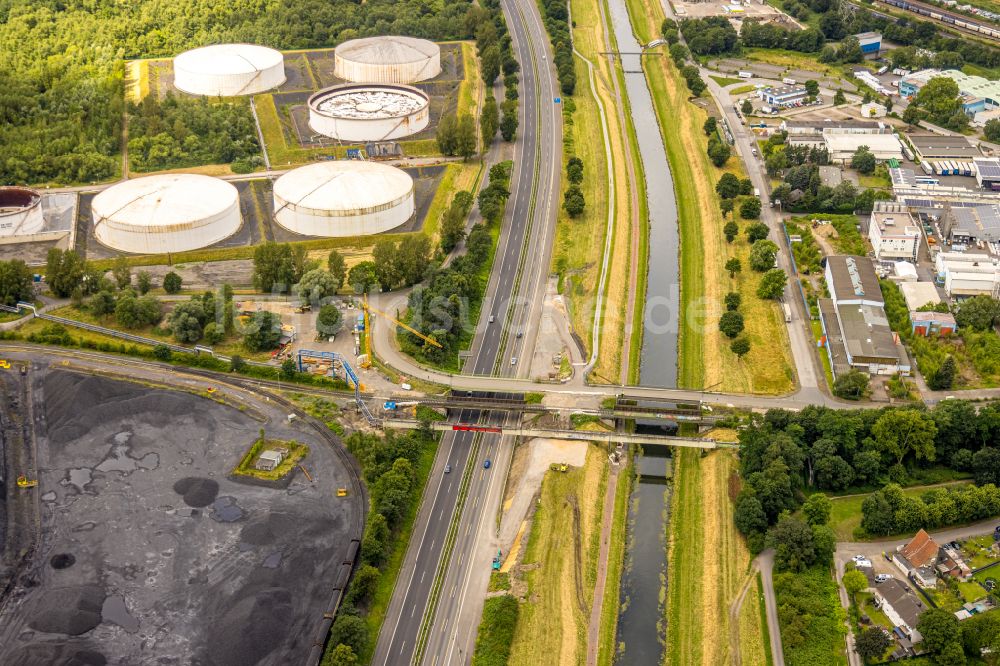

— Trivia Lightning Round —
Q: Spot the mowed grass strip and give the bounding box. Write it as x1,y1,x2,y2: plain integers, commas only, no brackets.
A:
564,0,644,384
665,449,751,666
507,446,606,665
623,0,794,394
738,573,771,666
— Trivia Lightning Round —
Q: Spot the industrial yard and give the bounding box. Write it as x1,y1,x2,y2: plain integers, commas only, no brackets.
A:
0,366,362,666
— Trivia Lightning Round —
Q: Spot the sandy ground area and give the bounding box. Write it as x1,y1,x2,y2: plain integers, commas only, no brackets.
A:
499,438,589,548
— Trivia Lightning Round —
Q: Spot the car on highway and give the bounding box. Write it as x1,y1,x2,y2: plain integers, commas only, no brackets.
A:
510,357,517,365
484,459,491,469
489,315,495,323
445,464,451,474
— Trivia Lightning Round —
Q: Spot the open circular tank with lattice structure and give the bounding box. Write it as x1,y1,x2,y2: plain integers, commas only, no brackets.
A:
308,83,430,142
0,186,44,237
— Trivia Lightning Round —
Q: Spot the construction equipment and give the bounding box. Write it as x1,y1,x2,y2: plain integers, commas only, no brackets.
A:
336,488,348,497
16,475,37,488
361,294,441,368
0,360,10,369
549,463,569,472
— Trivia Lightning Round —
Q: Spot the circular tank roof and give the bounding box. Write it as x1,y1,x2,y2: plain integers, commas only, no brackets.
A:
335,36,439,65
273,161,414,214
92,174,239,230
174,43,283,78
310,84,428,120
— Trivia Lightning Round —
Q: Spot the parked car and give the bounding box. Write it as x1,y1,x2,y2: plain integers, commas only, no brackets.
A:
875,574,891,583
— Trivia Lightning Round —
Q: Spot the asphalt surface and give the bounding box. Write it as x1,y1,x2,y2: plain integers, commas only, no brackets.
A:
371,0,561,661
756,549,786,666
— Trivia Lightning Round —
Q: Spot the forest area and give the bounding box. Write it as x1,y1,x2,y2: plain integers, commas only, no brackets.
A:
0,0,481,184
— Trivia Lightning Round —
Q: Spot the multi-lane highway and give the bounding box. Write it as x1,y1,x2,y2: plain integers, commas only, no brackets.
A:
371,0,561,661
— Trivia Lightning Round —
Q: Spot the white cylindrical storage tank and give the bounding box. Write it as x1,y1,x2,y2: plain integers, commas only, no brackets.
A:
308,83,429,142
334,36,441,84
0,187,45,237
272,161,414,237
173,44,285,96
92,174,241,254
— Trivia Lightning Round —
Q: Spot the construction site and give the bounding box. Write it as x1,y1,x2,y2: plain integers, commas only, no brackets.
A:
0,362,363,665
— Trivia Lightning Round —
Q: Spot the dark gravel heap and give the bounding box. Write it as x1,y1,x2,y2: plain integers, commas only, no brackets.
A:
172,477,220,508
28,584,105,635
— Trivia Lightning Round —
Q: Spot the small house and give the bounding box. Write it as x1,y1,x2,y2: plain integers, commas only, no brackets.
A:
256,450,284,471
893,529,940,588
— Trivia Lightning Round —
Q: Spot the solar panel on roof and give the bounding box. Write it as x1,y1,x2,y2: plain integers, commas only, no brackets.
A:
977,162,1000,179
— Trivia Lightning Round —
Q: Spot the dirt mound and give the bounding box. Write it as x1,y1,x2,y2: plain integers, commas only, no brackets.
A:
173,477,220,508
43,371,203,444
206,587,293,665
28,585,105,635
240,512,298,546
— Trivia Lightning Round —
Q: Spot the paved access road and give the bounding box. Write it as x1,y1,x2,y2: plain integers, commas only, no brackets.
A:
371,0,562,661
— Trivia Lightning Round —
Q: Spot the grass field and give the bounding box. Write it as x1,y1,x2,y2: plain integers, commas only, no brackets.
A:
828,481,973,541
737,573,771,666
665,449,751,665
624,0,794,394
507,445,607,665
710,75,744,87
597,458,632,666
562,0,646,384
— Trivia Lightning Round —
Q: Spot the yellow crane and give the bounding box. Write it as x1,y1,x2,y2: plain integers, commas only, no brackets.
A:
361,294,442,368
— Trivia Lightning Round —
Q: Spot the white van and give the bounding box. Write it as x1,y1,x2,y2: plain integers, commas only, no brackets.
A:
782,77,796,85
738,71,753,79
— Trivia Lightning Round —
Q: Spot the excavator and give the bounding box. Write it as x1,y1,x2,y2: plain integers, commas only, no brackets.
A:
360,294,441,369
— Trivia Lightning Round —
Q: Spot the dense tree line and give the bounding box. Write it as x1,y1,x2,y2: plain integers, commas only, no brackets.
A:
740,20,824,53
861,480,1000,536
734,401,1000,547
664,0,1000,71
327,425,437,661
914,606,1000,664
128,93,261,172
0,259,36,306
1,0,484,185
679,17,738,56
439,190,475,254
536,0,575,94
401,161,512,364
252,242,311,294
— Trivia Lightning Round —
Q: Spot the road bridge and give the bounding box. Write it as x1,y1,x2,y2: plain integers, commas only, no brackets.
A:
382,419,732,448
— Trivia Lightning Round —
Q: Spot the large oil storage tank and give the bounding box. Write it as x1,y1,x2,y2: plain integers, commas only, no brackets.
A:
173,44,285,97
334,36,441,84
272,161,414,237
92,175,241,254
0,187,45,237
308,83,429,141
